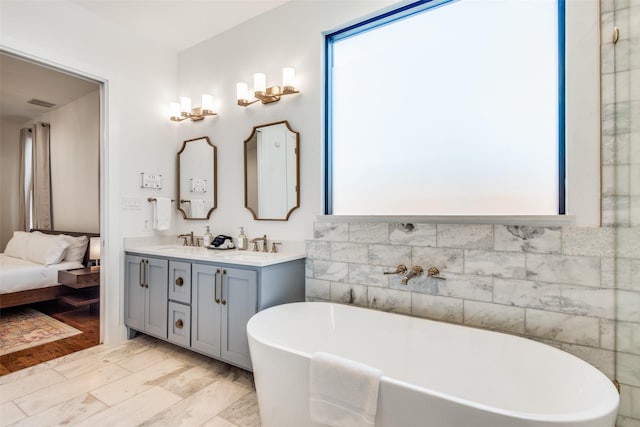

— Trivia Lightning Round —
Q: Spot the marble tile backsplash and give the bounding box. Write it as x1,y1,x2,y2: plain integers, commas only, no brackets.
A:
306,222,618,379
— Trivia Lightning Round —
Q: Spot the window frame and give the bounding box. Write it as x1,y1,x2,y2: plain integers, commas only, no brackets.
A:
324,0,566,216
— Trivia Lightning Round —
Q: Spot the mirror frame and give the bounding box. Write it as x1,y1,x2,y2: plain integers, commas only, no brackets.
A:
244,120,300,221
177,135,217,220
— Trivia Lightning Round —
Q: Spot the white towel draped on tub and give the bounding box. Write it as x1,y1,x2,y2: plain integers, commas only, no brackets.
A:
309,352,383,427
153,197,171,230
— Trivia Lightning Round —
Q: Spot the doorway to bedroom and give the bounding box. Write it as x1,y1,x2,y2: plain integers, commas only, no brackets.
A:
0,52,102,374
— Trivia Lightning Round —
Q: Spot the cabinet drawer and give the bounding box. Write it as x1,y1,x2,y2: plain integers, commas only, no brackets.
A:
168,301,191,347
169,261,191,304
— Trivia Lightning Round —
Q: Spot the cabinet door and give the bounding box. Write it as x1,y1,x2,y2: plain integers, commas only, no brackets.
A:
145,257,168,339
124,254,146,333
191,263,221,357
168,301,191,347
221,267,257,369
169,260,191,304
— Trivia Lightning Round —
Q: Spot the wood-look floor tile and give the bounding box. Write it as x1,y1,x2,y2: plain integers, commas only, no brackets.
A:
219,391,261,427
14,363,129,416
201,416,240,427
0,369,66,404
0,401,26,426
139,379,251,426
90,358,188,406
53,341,150,379
147,364,219,398
75,386,181,427
114,347,170,372
8,393,107,427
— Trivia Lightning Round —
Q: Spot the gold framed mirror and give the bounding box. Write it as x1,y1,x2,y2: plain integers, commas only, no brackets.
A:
177,136,217,220
244,121,300,221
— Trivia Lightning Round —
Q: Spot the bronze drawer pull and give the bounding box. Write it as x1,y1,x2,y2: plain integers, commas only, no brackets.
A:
214,269,221,304
176,277,184,286
175,319,184,329
221,269,227,305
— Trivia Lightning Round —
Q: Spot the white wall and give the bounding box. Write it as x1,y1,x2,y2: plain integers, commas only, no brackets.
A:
23,90,100,233
0,119,23,249
175,1,397,241
1,0,178,344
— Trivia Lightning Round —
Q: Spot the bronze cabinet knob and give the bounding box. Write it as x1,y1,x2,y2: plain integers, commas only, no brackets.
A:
176,277,184,286
175,319,184,329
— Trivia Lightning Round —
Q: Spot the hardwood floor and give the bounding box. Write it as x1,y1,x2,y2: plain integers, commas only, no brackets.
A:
0,301,100,375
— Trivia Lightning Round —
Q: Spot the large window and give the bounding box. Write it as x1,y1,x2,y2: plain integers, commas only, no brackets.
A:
325,0,564,216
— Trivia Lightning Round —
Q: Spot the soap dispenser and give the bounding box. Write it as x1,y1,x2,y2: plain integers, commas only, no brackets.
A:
204,226,213,247
237,227,248,251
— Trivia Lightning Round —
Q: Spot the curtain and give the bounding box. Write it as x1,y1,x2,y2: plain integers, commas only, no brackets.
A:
31,122,52,230
18,128,33,231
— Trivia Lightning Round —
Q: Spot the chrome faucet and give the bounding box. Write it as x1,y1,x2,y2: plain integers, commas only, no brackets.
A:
250,235,268,252
178,231,195,246
401,265,424,285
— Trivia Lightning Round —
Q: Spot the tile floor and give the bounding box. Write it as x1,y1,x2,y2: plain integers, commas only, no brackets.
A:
0,335,261,426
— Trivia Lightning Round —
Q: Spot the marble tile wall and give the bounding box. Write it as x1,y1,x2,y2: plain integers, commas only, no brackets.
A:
306,223,617,377
603,0,640,425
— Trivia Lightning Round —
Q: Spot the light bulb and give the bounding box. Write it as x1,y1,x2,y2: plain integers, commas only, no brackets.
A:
282,67,295,92
236,82,249,101
169,102,181,120
201,94,213,113
254,73,266,95
180,97,192,116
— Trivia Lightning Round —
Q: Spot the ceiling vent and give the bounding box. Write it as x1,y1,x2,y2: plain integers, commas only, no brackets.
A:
27,98,56,108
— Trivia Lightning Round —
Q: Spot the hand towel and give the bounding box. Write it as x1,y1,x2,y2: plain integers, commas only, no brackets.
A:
153,197,171,231
190,199,205,217
309,352,382,427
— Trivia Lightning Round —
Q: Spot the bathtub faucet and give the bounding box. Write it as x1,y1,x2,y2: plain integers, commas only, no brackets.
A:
401,265,424,285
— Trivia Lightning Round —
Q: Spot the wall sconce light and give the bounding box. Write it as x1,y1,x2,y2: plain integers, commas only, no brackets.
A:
170,94,217,121
236,68,300,107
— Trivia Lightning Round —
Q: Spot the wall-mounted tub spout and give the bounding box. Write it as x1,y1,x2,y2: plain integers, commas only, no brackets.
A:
401,266,423,285
384,264,408,275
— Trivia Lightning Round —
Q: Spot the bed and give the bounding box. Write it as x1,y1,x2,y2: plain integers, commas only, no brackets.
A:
0,229,98,309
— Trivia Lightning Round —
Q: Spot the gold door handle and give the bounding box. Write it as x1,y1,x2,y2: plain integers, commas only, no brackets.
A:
176,277,184,286
214,269,221,304
221,269,227,305
175,319,184,329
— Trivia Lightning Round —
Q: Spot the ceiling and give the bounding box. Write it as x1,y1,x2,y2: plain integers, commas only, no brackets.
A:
0,54,100,123
0,0,289,123
70,0,290,53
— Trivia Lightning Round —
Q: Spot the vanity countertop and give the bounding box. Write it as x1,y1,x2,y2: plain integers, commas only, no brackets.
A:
125,244,305,267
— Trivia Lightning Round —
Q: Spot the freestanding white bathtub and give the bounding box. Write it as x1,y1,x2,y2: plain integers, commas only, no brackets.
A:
247,302,619,427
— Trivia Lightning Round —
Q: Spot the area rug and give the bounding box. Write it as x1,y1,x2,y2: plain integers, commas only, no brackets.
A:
0,307,82,355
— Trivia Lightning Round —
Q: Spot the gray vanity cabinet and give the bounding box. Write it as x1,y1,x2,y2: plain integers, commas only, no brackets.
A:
124,254,168,339
191,264,221,356
220,267,257,368
191,264,257,369
125,249,304,371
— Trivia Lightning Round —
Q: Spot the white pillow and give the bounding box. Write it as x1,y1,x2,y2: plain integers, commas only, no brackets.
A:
4,231,32,259
63,235,89,263
26,231,70,266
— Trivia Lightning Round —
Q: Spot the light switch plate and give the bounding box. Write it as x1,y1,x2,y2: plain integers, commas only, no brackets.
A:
122,197,141,210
